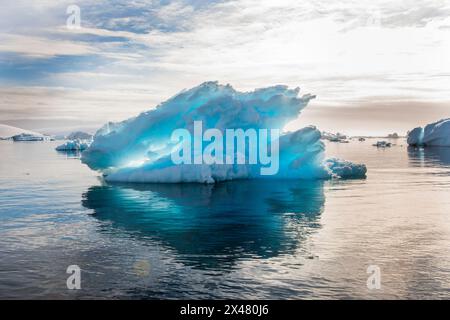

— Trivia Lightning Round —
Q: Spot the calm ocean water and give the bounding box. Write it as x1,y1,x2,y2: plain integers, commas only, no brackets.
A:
0,139,449,299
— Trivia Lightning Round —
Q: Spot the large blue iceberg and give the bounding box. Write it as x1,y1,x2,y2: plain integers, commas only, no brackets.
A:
82,82,366,183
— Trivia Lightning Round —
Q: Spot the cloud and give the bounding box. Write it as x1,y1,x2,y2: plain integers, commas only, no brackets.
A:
0,0,449,134
0,33,96,58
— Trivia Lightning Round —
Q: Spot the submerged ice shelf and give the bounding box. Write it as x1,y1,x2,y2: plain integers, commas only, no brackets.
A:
82,82,366,183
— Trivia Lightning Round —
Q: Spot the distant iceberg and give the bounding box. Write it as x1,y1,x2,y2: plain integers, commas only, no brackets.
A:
407,119,450,147
82,82,366,183
0,124,43,140
56,140,90,151
67,131,93,141
12,133,44,141
321,131,347,142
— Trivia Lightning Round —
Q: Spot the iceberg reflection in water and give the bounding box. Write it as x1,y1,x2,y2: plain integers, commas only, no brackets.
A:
407,146,450,168
82,180,325,269
2,140,450,298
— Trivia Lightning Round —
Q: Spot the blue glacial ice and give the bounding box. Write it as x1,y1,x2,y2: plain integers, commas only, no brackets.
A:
407,118,450,147
81,81,366,183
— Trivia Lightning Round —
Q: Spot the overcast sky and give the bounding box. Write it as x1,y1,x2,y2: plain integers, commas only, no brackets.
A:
1,0,449,135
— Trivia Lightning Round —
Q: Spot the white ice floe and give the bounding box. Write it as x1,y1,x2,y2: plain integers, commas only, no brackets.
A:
407,118,450,147
82,82,367,183
56,140,90,151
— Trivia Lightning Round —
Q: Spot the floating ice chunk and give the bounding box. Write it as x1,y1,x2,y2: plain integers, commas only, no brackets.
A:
407,119,450,147
56,140,89,151
321,131,347,142
324,158,367,179
12,133,44,141
82,82,366,183
373,141,392,148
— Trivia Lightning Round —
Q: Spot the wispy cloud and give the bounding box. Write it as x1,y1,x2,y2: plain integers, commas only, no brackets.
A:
0,33,96,58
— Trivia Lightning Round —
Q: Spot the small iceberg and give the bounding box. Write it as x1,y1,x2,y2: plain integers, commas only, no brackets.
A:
56,140,90,152
12,133,44,141
373,141,392,148
407,118,450,147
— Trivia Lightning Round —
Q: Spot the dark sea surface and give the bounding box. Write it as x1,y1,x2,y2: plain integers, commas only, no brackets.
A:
0,139,449,299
